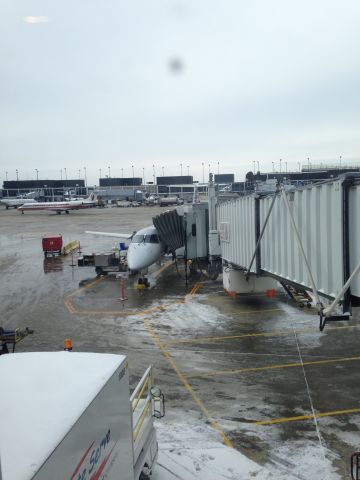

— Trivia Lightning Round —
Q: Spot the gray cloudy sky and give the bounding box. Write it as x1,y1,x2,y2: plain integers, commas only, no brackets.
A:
1,0,360,185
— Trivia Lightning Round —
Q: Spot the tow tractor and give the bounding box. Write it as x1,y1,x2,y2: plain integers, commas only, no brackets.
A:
0,326,34,355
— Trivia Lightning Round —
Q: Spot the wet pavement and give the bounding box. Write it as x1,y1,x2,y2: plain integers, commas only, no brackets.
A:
1,205,360,479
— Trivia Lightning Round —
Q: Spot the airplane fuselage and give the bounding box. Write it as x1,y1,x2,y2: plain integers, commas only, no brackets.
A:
17,195,97,213
1,198,36,209
127,226,165,271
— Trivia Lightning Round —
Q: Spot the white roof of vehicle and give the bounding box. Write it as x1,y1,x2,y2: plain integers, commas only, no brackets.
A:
0,352,125,480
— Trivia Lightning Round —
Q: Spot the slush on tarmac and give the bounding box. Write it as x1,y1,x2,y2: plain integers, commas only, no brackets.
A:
0,205,359,479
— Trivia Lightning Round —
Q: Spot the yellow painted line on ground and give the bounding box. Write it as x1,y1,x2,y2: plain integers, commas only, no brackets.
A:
151,260,173,278
63,296,77,314
67,277,104,297
164,326,301,346
255,407,360,426
164,321,360,347
141,314,233,448
63,263,175,316
186,355,360,379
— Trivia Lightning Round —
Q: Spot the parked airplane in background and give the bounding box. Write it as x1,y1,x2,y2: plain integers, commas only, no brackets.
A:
18,193,97,214
86,225,165,272
1,197,38,209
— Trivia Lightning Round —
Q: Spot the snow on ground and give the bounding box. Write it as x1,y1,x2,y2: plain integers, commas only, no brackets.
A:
153,417,343,480
153,420,282,480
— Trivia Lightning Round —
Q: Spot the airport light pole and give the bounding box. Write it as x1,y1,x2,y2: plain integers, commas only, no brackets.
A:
99,168,101,181
208,164,210,179
132,164,134,195
298,162,301,172
35,169,39,186
279,158,282,173
340,155,342,168
16,169,19,194
162,166,164,176
257,161,260,173
202,162,204,183
272,162,274,172
83,167,87,187
187,165,189,176
108,166,111,178
307,157,310,170
180,163,183,176
142,167,145,187
60,169,62,181
253,161,256,174
121,168,123,178
5,171,8,181
152,164,155,185
217,161,219,175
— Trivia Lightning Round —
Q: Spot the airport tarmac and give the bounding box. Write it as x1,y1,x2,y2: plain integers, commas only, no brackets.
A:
1,205,360,479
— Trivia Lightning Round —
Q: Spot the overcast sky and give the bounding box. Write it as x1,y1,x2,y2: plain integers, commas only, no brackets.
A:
1,0,360,185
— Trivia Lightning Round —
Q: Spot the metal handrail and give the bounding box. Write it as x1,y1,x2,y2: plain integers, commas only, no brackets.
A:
130,366,153,443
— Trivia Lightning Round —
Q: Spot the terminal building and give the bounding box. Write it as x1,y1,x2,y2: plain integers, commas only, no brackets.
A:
2,179,86,199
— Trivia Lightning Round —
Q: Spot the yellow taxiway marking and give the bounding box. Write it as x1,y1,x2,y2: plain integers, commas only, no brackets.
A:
164,322,360,347
141,314,233,448
164,326,302,346
63,262,175,316
255,407,360,426
152,261,173,278
67,277,104,297
185,355,360,379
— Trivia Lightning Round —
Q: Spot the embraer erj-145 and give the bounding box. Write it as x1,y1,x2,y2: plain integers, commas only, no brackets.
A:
18,194,97,214
86,225,165,272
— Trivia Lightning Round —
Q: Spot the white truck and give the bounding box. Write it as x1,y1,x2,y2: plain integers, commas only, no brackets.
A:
0,352,164,480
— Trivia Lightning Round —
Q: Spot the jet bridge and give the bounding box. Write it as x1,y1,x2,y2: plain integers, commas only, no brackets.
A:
217,174,360,330
152,203,222,279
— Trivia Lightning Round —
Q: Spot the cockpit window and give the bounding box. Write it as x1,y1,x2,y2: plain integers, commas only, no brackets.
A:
133,235,144,243
133,234,159,244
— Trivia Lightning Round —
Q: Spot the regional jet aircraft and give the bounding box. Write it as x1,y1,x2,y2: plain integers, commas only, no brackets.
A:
17,194,97,214
1,198,38,209
86,225,165,272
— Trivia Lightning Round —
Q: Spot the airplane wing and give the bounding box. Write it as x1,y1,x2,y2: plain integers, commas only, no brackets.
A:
85,230,133,239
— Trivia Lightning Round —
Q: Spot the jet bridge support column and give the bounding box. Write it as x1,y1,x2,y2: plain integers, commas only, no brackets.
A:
208,174,222,279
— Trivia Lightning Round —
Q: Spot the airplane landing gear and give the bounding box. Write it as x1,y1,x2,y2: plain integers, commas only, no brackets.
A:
137,277,150,289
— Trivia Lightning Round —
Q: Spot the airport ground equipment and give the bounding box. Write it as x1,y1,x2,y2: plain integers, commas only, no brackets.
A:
62,239,80,255
217,174,360,330
42,234,63,257
351,452,360,480
78,250,127,275
0,352,164,480
0,327,34,355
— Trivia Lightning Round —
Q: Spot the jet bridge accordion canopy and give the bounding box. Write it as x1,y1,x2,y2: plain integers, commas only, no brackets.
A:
153,209,185,254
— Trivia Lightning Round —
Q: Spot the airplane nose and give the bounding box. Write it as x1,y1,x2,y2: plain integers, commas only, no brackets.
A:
127,244,160,271
127,245,148,271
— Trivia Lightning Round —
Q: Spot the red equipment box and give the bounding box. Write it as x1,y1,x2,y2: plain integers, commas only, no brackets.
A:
42,234,63,257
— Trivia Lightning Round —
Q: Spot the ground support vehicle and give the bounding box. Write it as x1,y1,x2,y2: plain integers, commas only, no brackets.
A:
42,234,63,257
0,352,164,480
78,251,128,275
0,327,33,355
